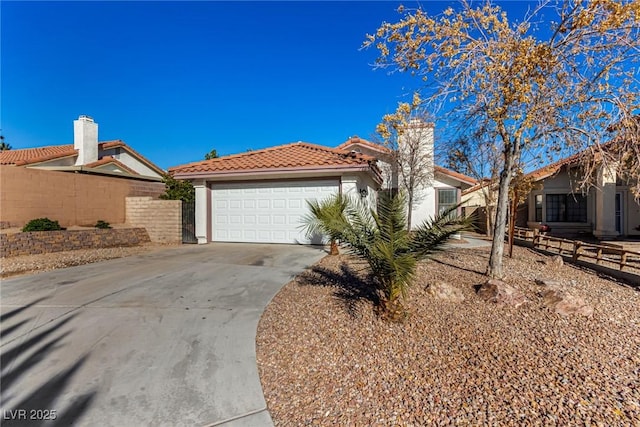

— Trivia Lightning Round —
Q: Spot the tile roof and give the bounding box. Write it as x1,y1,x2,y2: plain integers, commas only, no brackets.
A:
337,136,391,154
0,140,164,176
85,156,138,175
169,142,381,180
0,145,76,165
462,178,493,196
434,166,477,185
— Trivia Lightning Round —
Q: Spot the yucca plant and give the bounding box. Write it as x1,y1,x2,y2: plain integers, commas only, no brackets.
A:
302,192,470,320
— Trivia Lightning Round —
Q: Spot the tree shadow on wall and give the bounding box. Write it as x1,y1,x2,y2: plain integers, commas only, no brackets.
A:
1,297,97,426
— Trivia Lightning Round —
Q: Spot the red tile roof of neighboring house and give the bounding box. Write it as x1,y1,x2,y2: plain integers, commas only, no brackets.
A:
85,156,139,175
336,136,392,154
0,140,164,176
0,145,77,165
434,166,477,185
170,142,382,182
462,178,493,196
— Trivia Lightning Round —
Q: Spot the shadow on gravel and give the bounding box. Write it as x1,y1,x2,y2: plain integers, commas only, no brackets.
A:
429,257,486,275
1,297,97,426
298,263,380,317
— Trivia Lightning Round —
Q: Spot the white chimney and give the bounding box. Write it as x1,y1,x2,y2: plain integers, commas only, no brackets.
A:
74,115,98,165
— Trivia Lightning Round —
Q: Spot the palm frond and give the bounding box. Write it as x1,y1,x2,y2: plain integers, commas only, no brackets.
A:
410,203,472,259
300,191,470,318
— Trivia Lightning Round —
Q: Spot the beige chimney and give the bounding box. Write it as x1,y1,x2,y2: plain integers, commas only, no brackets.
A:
74,115,98,165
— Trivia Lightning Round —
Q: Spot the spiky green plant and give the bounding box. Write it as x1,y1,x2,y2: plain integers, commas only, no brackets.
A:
302,192,470,320
302,194,351,255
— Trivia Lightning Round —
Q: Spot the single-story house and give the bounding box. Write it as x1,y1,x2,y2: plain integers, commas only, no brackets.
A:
170,142,382,244
460,149,640,239
524,152,639,239
170,123,477,245
0,115,164,181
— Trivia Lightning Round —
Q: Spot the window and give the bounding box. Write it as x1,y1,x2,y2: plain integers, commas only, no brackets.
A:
535,194,543,222
546,194,587,222
438,188,457,218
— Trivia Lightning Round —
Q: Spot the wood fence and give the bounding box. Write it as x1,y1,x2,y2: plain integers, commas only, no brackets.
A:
511,226,640,274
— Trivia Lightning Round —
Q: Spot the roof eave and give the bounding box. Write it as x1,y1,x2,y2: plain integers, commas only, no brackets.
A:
173,164,382,184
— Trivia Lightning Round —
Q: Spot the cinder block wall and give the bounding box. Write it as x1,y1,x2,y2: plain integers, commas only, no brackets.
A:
0,228,151,258
0,166,165,227
126,197,182,244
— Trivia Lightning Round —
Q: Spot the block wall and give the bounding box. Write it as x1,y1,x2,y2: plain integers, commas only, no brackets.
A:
0,228,150,258
0,166,165,228
126,197,182,244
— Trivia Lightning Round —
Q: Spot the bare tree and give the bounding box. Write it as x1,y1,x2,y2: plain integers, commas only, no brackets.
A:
447,131,501,236
376,93,435,229
364,0,640,278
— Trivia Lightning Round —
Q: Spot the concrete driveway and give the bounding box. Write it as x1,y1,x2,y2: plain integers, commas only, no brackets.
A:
0,243,326,427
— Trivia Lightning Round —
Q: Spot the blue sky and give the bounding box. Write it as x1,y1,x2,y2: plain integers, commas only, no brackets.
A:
2,1,537,170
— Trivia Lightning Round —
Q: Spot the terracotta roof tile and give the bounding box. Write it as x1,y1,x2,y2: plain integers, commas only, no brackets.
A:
462,178,493,196
169,142,381,180
337,136,391,154
0,145,77,165
0,140,164,176
85,156,138,175
434,166,477,185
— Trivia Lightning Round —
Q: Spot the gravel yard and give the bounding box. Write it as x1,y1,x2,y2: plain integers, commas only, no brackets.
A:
0,243,180,279
257,245,640,426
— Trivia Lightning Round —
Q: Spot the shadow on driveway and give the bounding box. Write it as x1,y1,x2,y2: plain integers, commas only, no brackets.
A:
1,297,96,426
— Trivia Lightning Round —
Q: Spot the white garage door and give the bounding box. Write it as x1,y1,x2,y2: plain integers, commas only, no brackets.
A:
211,179,339,244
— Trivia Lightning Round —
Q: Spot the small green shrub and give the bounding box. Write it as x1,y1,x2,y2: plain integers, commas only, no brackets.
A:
95,220,112,229
22,218,64,232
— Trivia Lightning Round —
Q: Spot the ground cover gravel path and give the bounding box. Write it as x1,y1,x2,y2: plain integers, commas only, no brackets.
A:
257,245,640,426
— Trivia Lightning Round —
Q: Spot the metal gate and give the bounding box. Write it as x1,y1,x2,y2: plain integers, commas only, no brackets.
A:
182,200,197,244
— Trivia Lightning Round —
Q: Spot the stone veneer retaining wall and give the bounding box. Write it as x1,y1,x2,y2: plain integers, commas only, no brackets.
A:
0,228,150,258
126,197,182,244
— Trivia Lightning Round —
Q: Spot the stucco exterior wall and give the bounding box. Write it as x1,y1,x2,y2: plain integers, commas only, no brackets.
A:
126,197,182,244
411,174,461,227
105,149,162,179
0,166,165,228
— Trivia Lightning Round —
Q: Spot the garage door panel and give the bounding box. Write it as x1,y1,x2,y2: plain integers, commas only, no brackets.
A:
211,180,339,243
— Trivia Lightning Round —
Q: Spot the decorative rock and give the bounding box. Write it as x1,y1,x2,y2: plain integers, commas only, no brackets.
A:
534,278,562,287
550,255,564,268
427,281,465,303
542,288,594,317
476,279,528,308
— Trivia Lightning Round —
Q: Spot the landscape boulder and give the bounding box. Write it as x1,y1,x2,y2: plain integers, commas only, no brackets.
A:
476,279,528,308
427,281,465,303
541,288,594,317
534,278,562,287
549,255,564,268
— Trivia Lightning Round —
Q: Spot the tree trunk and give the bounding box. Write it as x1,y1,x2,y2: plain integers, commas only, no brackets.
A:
508,190,517,258
329,239,339,255
488,154,516,278
407,192,413,230
485,206,493,237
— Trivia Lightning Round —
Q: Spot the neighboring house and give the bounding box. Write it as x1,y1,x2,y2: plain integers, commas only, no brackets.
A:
170,123,476,245
460,148,640,239
169,142,382,244
461,179,497,235
0,115,164,181
524,153,639,239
